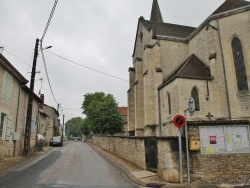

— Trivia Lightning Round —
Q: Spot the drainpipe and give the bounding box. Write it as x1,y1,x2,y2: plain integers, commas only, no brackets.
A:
14,85,25,157
157,89,162,136
216,19,232,120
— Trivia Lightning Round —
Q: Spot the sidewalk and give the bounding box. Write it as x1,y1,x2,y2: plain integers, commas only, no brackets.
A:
88,142,247,188
0,146,53,177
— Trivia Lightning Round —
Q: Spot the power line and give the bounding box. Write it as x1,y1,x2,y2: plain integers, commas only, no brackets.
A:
40,46,58,106
3,49,30,66
61,107,82,111
44,50,154,89
44,50,129,83
40,0,59,43
39,0,59,107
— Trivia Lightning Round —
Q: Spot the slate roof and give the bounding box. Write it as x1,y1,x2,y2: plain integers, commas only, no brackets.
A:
158,54,213,89
140,17,196,39
211,0,250,15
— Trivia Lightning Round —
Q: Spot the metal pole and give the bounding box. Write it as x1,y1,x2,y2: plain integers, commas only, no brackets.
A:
184,109,190,183
178,128,183,183
62,115,64,143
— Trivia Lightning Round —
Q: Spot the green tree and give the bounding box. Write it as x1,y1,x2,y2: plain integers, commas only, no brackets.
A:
80,117,91,136
82,92,123,135
65,117,83,137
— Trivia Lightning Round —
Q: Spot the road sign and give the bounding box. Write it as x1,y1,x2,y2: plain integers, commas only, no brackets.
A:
188,98,195,116
173,115,186,128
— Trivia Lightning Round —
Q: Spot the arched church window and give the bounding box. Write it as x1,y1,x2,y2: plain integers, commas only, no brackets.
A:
167,92,171,114
191,87,200,111
231,37,249,91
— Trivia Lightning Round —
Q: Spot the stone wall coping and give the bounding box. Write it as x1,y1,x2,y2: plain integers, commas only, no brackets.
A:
187,120,250,125
92,135,179,140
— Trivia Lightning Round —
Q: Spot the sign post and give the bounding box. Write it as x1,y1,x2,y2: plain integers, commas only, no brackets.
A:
185,97,195,183
173,115,186,183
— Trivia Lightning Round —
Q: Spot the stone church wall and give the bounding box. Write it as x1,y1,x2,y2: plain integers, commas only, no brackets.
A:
217,11,250,119
160,40,189,80
188,11,250,120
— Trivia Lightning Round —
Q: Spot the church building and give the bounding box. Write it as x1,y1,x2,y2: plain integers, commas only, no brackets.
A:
128,0,250,182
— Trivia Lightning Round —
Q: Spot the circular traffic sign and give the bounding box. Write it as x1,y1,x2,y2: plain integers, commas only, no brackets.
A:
173,115,186,128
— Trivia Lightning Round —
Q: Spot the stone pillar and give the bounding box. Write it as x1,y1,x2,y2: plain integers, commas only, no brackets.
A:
128,67,135,136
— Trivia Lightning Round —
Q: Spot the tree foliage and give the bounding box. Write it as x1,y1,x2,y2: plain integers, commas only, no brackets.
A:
81,92,123,135
65,117,83,137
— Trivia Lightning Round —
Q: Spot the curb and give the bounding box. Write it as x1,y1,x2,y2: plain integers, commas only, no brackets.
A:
87,142,147,187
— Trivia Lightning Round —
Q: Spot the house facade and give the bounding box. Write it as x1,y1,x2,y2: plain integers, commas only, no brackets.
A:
0,53,59,158
43,104,60,141
0,53,28,158
128,0,250,183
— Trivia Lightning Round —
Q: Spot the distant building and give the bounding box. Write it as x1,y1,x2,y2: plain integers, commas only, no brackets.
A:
117,107,128,134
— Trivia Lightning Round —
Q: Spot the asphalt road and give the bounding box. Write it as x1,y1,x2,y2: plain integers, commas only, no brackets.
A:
0,141,139,188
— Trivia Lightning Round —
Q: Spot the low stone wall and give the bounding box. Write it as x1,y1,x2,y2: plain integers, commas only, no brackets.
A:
92,133,250,184
92,135,146,169
92,135,181,182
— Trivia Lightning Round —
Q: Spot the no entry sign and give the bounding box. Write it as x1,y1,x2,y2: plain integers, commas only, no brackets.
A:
173,115,186,128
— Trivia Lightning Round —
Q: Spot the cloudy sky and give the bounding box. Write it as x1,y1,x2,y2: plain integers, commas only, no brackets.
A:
0,0,225,122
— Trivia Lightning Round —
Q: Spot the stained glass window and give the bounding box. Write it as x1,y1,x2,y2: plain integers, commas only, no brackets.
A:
231,37,248,91
167,92,171,114
191,87,200,111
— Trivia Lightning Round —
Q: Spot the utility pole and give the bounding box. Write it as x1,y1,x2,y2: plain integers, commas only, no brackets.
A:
62,115,65,144
23,38,39,156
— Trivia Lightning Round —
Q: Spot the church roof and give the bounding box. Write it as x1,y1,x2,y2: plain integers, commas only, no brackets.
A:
140,17,196,39
211,0,250,15
158,54,213,89
150,0,163,22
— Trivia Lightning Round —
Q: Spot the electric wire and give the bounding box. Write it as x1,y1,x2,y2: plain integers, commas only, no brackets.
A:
40,47,58,106
39,0,59,107
3,49,30,66
44,50,153,89
40,0,59,44
61,107,82,111
44,50,129,83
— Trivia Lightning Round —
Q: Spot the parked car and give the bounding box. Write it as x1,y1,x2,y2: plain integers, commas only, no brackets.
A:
37,134,45,146
50,136,63,147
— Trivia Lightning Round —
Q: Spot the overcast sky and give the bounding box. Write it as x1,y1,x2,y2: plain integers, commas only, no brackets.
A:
0,0,226,123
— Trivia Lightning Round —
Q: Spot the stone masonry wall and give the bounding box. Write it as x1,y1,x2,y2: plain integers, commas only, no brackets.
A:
188,124,250,184
92,135,146,169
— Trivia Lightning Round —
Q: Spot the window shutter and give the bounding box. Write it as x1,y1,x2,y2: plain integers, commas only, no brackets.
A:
5,117,12,141
3,74,12,101
31,118,36,133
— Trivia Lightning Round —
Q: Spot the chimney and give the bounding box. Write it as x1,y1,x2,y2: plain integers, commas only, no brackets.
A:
40,94,44,110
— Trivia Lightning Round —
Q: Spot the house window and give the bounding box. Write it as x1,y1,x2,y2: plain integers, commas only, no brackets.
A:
191,87,200,111
167,92,171,114
0,113,4,138
231,37,249,91
2,72,12,102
